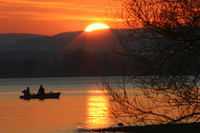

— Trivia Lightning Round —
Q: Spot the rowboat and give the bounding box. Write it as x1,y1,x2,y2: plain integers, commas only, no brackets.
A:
19,92,61,100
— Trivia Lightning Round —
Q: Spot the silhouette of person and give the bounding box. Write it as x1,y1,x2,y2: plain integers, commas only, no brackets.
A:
38,85,45,95
24,87,30,96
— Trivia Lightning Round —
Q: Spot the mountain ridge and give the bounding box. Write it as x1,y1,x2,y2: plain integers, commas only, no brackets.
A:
0,29,119,52
0,33,48,45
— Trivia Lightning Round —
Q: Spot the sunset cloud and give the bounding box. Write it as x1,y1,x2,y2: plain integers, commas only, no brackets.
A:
0,0,111,20
0,0,121,34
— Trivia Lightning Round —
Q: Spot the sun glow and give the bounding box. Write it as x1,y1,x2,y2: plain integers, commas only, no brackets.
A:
85,23,109,32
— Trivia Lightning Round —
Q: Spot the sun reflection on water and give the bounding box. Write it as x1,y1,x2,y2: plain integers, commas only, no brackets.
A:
86,90,110,129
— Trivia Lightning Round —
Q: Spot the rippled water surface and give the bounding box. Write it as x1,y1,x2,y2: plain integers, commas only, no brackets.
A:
0,77,113,133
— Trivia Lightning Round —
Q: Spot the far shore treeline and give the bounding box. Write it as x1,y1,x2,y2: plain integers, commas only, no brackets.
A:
0,49,128,77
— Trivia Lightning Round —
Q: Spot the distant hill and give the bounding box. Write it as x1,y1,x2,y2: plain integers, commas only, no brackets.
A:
0,33,48,45
0,29,118,52
53,31,82,38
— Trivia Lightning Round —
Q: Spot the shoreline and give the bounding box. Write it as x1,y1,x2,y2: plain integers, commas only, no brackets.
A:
81,122,200,133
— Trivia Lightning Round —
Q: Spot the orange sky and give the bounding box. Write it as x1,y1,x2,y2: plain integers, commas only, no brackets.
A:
0,0,121,35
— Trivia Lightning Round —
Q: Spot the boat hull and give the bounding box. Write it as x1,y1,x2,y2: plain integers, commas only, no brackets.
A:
20,92,61,100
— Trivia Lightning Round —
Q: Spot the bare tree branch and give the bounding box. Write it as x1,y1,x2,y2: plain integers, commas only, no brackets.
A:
103,0,200,126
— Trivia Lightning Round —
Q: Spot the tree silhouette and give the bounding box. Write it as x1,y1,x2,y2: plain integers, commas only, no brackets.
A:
103,0,200,125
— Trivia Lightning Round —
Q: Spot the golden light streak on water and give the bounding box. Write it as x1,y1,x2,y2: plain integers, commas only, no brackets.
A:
86,89,110,129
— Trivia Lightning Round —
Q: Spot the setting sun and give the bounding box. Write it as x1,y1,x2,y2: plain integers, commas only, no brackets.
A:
85,23,109,32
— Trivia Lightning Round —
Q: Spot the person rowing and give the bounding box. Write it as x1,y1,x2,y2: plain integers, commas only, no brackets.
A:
38,85,45,95
22,87,30,96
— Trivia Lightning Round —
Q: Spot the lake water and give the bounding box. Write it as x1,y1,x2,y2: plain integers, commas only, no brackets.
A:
0,77,115,133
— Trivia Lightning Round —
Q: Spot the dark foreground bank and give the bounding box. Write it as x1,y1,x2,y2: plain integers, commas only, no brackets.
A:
79,123,200,133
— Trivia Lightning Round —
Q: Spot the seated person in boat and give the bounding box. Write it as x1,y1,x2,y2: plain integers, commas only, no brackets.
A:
22,87,30,96
38,85,45,95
